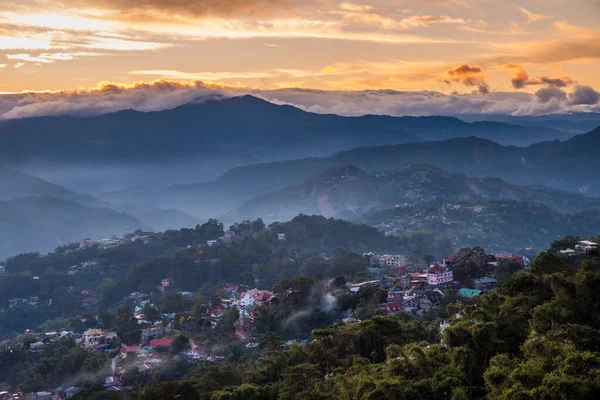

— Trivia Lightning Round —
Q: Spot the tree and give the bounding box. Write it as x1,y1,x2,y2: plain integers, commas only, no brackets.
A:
170,334,190,354
97,278,119,308
141,304,160,323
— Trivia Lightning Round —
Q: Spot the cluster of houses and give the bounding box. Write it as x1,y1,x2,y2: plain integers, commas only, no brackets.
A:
81,234,152,250
559,240,599,256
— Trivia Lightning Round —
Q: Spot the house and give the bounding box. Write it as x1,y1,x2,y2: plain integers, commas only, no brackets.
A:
0,265,6,275
473,278,497,291
29,341,45,353
575,240,599,253
121,346,141,353
141,326,167,341
8,298,28,308
206,240,218,246
458,288,482,298
387,287,403,300
364,253,407,269
65,387,79,399
98,238,120,249
82,329,117,349
149,338,172,348
29,392,52,400
82,238,94,248
239,289,273,307
560,249,577,256
402,295,419,313
349,280,380,293
386,301,403,313
184,346,207,360
277,233,286,241
208,306,224,328
427,265,453,285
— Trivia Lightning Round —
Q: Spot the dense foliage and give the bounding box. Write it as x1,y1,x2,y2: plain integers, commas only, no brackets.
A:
24,242,600,399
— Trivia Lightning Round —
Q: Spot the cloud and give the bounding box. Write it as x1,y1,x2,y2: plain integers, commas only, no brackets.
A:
1,79,597,122
535,86,566,103
69,0,318,19
502,64,574,89
568,85,600,105
14,62,25,68
397,15,467,29
336,4,467,30
443,64,489,94
516,6,552,22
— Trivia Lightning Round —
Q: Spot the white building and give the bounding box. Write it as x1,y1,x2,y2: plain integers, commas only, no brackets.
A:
277,233,287,241
0,265,5,275
82,329,117,349
365,253,407,268
575,240,599,253
427,267,453,285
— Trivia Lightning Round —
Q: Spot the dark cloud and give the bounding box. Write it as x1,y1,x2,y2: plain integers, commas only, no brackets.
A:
504,64,574,89
444,64,489,94
535,87,567,103
568,85,600,105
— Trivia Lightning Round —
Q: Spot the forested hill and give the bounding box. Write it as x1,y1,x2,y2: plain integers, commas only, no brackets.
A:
0,167,104,207
233,164,600,222
111,126,600,221
0,196,145,259
69,241,600,399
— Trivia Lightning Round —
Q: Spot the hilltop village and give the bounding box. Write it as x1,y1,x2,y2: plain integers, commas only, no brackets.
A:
0,217,598,399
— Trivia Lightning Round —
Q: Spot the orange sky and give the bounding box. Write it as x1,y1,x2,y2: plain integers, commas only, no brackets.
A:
0,0,599,95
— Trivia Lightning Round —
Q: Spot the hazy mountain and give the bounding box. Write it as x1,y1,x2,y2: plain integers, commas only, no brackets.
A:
461,112,600,134
0,167,189,240
233,164,600,222
0,167,105,207
210,126,600,205
359,200,600,253
1,95,572,191
0,196,146,260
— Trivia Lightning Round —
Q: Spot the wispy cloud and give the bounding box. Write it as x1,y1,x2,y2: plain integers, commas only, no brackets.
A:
516,6,552,23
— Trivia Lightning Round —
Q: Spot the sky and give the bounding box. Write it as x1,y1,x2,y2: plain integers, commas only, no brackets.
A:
0,0,599,118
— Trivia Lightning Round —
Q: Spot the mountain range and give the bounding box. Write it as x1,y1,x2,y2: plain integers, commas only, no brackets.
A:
0,168,196,259
232,164,600,222
104,125,600,220
1,95,574,191
359,200,600,253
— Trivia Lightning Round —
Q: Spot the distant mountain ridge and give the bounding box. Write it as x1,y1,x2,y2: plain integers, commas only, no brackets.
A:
233,164,600,222
106,126,600,220
0,167,105,207
0,196,146,260
359,200,600,253
1,95,574,191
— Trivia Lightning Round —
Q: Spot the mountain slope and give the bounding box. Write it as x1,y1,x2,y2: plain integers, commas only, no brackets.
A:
0,196,146,260
1,95,572,192
359,200,600,252
0,167,105,207
233,164,600,222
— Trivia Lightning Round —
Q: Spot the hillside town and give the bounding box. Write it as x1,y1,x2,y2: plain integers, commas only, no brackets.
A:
0,222,598,399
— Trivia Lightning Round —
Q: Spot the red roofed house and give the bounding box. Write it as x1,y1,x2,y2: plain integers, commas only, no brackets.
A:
386,302,403,313
239,289,273,307
121,346,141,353
149,338,172,348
